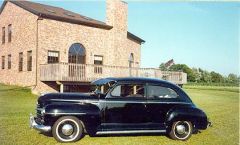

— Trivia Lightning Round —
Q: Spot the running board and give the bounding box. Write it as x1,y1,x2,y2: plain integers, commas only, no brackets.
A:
96,130,166,135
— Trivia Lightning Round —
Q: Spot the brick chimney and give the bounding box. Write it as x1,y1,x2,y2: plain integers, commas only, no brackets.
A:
105,0,128,67
106,0,128,32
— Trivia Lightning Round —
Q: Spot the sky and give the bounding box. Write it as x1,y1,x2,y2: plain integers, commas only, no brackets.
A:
0,1,239,76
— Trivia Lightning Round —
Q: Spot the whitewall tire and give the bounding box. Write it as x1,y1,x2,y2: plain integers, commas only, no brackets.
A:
169,121,193,141
52,116,83,142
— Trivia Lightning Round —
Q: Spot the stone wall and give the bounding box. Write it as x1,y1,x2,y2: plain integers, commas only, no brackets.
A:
0,2,38,87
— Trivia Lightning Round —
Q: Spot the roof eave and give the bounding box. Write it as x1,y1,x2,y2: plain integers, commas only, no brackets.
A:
10,1,41,16
127,32,145,44
40,13,113,30
0,1,7,15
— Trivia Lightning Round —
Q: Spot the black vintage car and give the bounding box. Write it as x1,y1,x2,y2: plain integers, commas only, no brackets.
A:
30,77,211,142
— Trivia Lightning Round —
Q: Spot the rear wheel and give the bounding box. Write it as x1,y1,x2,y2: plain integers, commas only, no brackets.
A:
52,116,83,142
169,121,193,141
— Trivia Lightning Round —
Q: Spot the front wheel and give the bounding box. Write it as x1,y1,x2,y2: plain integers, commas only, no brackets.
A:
169,121,193,141
52,116,83,142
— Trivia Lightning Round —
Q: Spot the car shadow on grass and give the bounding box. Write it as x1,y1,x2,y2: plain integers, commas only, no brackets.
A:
40,132,168,139
40,132,53,138
88,132,171,140
39,129,202,140
96,132,166,137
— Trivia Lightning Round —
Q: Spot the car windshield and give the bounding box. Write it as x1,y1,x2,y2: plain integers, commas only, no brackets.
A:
91,80,116,95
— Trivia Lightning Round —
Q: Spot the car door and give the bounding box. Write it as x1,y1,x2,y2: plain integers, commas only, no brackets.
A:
146,84,181,129
102,83,149,131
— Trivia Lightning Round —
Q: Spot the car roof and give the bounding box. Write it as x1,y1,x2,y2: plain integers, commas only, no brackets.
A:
92,77,177,87
92,77,192,103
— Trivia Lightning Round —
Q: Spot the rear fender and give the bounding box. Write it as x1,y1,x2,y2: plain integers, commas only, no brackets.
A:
166,106,208,130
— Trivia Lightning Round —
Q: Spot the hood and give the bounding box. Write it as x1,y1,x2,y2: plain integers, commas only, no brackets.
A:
38,92,98,104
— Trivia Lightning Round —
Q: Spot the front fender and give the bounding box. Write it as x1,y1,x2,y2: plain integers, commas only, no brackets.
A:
166,106,208,130
43,103,101,133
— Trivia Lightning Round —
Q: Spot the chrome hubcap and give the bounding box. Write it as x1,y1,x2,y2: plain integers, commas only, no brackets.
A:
62,124,74,136
176,124,186,135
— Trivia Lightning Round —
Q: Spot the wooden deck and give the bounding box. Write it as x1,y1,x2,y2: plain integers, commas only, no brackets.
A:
40,63,187,85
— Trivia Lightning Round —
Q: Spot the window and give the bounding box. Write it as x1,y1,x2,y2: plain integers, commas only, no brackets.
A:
8,54,11,69
19,52,23,71
8,24,12,42
48,51,59,63
111,84,145,98
147,85,178,99
68,43,85,64
27,51,32,71
2,56,5,69
94,55,103,74
2,27,5,44
94,55,103,65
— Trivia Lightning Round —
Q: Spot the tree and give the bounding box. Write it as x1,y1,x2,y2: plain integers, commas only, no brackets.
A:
202,71,212,83
198,69,211,83
210,71,223,83
159,63,168,71
169,64,196,82
227,73,239,84
159,62,239,85
192,68,201,82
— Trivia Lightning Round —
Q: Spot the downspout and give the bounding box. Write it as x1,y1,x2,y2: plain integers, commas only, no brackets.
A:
33,15,43,91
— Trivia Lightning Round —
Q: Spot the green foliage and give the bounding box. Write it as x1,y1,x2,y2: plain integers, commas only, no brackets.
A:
199,69,212,83
192,68,201,82
210,71,224,83
159,63,167,71
168,64,196,82
227,73,239,84
0,84,239,145
184,84,239,92
159,63,239,85
186,82,239,87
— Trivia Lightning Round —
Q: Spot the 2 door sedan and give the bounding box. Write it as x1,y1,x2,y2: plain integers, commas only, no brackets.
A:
30,77,211,142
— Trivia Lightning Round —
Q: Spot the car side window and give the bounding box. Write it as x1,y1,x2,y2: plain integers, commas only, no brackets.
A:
111,84,145,98
147,85,178,99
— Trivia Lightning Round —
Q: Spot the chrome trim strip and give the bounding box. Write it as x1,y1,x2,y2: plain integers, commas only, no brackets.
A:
96,130,166,135
51,99,99,104
36,108,44,111
50,99,191,105
102,101,190,104
45,112,86,115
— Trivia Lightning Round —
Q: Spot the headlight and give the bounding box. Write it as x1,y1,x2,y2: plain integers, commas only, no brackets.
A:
41,108,45,115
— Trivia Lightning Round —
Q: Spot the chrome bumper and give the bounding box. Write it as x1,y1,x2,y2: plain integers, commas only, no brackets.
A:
207,118,212,127
208,121,212,127
29,113,51,132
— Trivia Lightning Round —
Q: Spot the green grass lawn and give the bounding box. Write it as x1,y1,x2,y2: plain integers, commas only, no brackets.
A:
0,84,239,145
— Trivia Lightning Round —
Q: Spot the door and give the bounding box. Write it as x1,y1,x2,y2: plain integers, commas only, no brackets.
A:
146,84,180,129
103,83,148,131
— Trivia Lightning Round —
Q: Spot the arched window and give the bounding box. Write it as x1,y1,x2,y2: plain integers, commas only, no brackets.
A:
68,43,86,64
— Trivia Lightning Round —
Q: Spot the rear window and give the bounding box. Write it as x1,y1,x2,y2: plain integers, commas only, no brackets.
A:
147,85,178,99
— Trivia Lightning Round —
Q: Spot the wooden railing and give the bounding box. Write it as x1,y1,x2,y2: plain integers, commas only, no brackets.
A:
40,63,187,84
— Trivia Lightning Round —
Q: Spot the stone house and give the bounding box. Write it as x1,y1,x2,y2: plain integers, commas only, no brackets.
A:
0,0,186,94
